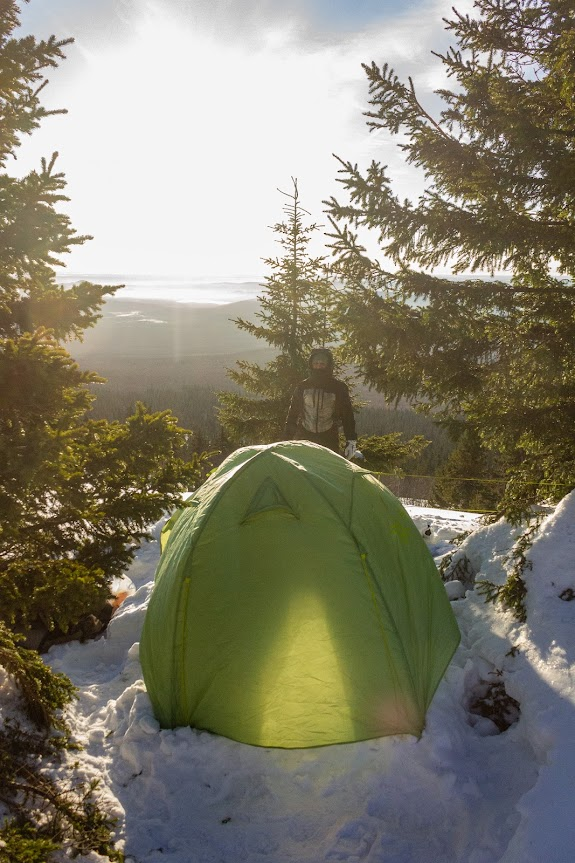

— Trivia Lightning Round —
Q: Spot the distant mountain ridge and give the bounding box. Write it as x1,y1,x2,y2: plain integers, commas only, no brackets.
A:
57,273,263,305
75,296,262,357
73,296,271,389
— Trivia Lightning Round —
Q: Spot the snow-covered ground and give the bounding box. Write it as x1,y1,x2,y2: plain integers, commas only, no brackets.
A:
37,493,575,862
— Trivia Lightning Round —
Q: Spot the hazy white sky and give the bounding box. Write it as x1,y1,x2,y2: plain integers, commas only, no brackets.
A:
14,0,462,279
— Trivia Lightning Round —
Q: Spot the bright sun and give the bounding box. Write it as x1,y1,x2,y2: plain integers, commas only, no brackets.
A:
15,1,432,277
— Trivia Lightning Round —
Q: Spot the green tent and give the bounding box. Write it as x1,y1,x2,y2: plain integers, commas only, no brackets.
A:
140,441,460,748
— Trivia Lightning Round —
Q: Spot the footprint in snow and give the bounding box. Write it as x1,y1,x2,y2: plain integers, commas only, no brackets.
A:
326,820,376,860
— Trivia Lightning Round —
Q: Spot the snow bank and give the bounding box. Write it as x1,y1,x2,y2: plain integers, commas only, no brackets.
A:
34,497,575,862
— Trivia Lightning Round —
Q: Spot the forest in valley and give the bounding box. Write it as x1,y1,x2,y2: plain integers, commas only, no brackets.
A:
83,339,453,467
87,375,454,497
72,293,455,499
83,288,522,506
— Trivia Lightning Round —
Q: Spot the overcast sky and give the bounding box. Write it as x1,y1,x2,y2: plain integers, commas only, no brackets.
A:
14,0,462,279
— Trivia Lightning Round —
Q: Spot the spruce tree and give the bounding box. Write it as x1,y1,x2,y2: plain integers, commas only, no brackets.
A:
431,426,505,512
326,0,575,517
218,179,339,445
0,1,208,635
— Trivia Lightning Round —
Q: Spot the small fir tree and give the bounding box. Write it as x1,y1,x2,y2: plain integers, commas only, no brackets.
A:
326,0,575,518
218,179,339,445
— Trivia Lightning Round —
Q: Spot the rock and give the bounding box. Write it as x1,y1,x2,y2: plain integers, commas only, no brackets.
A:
445,579,466,600
19,626,48,651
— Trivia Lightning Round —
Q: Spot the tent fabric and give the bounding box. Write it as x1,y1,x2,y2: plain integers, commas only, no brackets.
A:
140,441,460,748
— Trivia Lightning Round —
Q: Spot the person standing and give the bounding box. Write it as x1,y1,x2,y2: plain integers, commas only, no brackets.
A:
284,348,357,456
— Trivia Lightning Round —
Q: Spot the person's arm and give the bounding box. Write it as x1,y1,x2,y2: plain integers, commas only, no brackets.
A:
338,381,357,441
284,385,302,438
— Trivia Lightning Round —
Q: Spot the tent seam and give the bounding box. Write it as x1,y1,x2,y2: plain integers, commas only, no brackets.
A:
174,576,191,725
357,547,420,715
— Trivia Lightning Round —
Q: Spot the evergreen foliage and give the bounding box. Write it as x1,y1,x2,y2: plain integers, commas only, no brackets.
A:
325,0,575,518
467,670,521,733
218,179,339,444
0,623,122,861
0,4,211,854
90,384,224,443
478,513,544,622
431,426,505,512
219,180,436,471
0,1,211,636
356,432,429,473
0,621,76,732
87,382,453,477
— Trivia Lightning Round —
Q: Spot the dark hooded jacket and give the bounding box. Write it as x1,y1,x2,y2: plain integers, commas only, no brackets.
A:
284,349,356,449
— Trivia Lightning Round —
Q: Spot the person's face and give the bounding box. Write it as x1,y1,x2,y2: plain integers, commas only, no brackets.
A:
311,358,328,370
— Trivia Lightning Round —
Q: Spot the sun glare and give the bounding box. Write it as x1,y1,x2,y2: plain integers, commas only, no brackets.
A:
44,7,365,275
14,0,448,277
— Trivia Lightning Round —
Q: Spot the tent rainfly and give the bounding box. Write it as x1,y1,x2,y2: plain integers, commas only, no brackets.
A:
140,441,460,748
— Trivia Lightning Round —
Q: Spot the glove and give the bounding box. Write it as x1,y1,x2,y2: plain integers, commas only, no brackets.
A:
344,440,357,459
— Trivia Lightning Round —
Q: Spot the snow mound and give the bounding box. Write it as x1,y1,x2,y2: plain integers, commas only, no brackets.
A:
40,499,575,863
